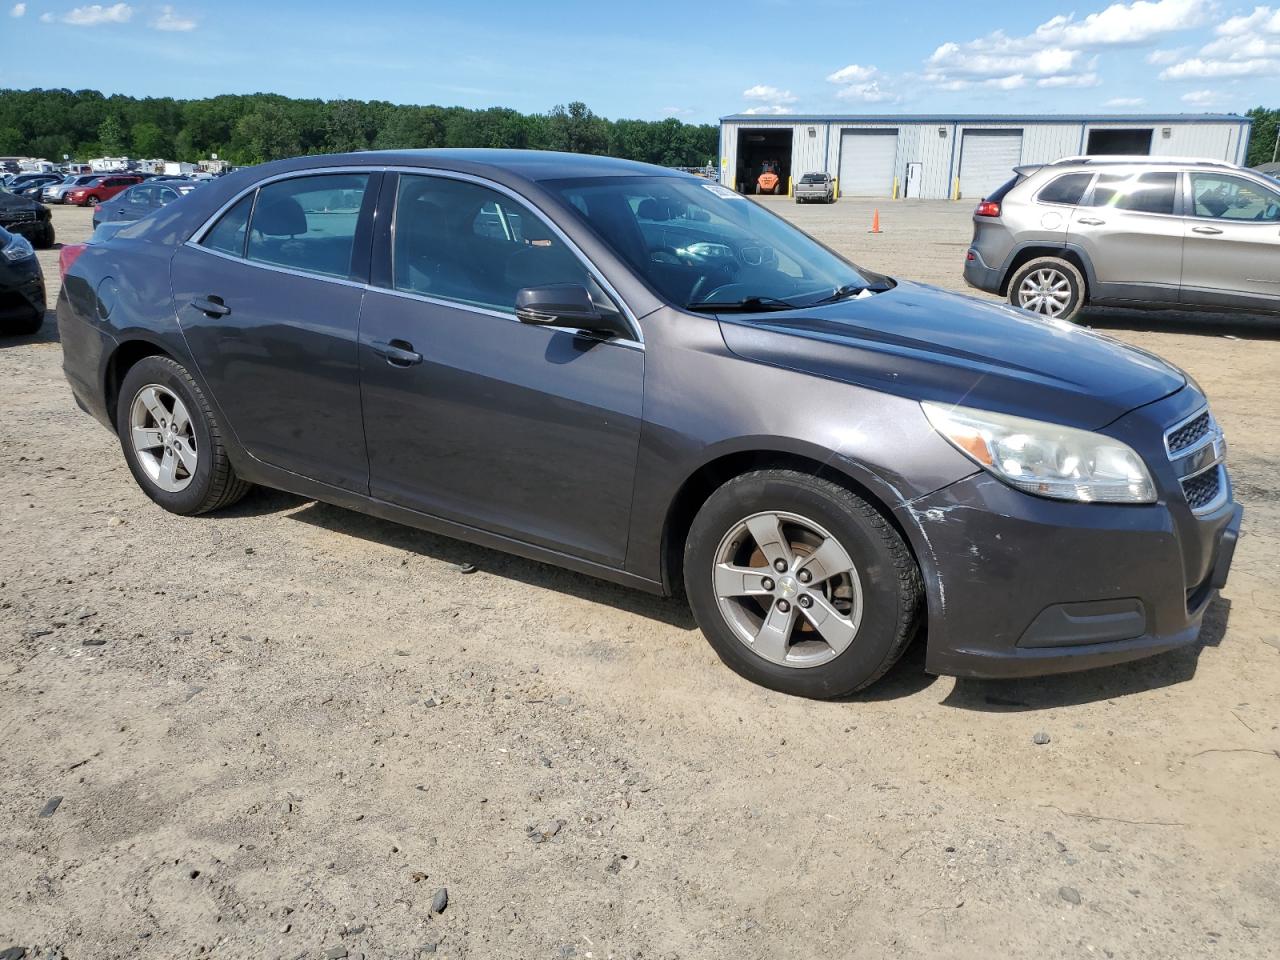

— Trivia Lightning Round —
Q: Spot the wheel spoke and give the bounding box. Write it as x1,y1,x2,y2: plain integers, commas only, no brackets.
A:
173,437,197,474
158,447,178,488
752,599,797,663
138,387,167,424
799,592,858,655
744,513,793,569
796,536,854,583
714,563,773,598
131,426,163,450
171,397,192,432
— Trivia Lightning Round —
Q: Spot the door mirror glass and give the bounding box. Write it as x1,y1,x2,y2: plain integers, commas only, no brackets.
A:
516,284,628,338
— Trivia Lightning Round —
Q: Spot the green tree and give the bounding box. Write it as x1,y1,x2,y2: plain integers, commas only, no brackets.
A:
231,103,301,164
131,121,170,158
1246,107,1280,167
545,101,609,155
98,113,128,155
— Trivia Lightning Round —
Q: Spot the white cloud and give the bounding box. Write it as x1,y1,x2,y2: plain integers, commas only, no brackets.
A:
1105,96,1148,106
10,3,26,17
741,105,794,115
985,74,1028,89
151,4,195,30
1163,56,1280,77
62,3,133,25
1036,72,1102,87
742,84,797,103
1216,5,1280,36
833,80,898,103
1146,47,1186,64
923,0,1208,89
1182,88,1225,105
1201,34,1280,59
40,10,52,20
826,63,878,84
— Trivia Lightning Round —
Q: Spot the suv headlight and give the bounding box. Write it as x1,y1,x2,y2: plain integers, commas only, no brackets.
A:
1,232,34,263
922,402,1156,504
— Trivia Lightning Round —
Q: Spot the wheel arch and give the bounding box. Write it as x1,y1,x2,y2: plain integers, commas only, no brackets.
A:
1001,244,1093,299
104,336,174,428
658,446,924,599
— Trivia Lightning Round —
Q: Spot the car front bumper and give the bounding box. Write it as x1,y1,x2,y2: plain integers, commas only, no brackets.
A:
0,258,45,321
901,390,1242,679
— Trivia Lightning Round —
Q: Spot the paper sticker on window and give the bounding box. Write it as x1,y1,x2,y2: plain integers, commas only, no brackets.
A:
703,183,745,200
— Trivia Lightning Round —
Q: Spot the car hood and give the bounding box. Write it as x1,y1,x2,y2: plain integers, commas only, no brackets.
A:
0,192,43,212
717,280,1185,431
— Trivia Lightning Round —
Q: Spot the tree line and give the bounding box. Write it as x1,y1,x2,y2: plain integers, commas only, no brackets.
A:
1245,107,1280,167
0,89,719,168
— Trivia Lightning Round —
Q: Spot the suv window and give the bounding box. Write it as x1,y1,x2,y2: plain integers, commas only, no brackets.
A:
393,174,618,317
985,175,1023,204
127,185,154,205
1190,173,1280,221
1086,172,1177,215
245,174,370,279
201,193,255,258
1036,173,1092,206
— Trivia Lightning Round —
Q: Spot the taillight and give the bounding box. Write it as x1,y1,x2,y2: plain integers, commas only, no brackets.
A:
975,200,1001,218
59,243,87,279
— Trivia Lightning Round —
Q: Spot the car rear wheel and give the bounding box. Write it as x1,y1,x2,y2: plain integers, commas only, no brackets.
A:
116,355,252,515
1009,257,1085,322
85,195,100,206
684,469,923,698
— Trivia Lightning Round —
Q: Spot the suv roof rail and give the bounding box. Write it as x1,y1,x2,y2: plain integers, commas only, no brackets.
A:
1049,155,1238,168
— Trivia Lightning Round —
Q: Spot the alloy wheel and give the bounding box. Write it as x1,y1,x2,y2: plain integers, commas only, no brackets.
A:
129,384,197,493
712,511,864,669
1016,268,1072,317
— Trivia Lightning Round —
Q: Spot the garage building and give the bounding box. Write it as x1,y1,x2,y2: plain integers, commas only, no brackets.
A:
719,114,1252,200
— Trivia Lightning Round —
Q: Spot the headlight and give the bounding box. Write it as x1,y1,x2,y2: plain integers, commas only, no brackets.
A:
1,232,34,262
922,402,1156,504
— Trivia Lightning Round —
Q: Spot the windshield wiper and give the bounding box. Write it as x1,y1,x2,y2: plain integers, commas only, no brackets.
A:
805,281,893,306
685,295,800,313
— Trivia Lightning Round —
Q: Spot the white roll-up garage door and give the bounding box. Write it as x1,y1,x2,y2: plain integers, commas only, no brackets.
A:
958,130,1023,199
838,130,898,197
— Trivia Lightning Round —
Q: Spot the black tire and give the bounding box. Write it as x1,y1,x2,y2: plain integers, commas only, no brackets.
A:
1,308,42,336
684,469,923,699
1007,256,1086,323
115,355,252,515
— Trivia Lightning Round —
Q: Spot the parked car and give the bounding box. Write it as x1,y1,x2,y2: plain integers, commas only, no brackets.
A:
964,156,1280,322
65,174,144,207
92,180,199,228
0,224,45,335
0,189,55,249
7,173,63,198
57,150,1241,698
794,172,835,204
42,174,102,203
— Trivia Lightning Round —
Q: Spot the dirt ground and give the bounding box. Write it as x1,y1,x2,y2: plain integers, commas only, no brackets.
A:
1,198,1278,960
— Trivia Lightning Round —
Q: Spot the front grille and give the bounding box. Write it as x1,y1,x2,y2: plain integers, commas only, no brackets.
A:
1181,467,1222,510
2,210,37,224
1167,411,1211,454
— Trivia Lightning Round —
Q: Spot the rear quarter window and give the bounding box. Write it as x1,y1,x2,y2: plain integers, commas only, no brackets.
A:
1036,173,1093,206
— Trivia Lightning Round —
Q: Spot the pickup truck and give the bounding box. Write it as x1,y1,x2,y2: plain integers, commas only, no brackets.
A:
794,172,835,204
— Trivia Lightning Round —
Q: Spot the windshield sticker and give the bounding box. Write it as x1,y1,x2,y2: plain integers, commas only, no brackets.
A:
703,183,746,201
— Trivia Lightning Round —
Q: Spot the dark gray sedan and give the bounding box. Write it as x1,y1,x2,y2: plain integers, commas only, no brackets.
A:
57,150,1242,698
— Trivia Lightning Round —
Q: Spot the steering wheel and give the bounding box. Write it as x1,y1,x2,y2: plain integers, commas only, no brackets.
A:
649,245,683,264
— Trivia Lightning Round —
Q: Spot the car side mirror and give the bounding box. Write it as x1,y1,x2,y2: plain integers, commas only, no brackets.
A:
515,284,631,339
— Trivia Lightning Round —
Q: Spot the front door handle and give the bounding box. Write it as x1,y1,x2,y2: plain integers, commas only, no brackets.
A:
190,296,230,317
371,339,423,367
1076,217,1105,226
1191,226,1224,235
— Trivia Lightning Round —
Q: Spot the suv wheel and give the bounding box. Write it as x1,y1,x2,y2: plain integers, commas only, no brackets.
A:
684,469,923,699
116,355,252,515
1008,257,1085,322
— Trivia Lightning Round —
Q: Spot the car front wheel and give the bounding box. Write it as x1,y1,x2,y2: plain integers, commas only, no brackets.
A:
684,469,923,698
1008,256,1085,322
116,355,252,515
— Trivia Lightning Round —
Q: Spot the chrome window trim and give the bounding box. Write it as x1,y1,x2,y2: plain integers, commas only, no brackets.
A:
187,164,644,344
183,242,370,290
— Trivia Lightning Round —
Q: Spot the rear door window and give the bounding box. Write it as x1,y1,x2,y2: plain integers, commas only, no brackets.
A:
245,174,371,280
201,193,255,258
1036,173,1092,206
1086,172,1178,215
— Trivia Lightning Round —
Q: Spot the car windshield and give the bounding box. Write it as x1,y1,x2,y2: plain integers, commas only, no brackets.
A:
551,175,880,311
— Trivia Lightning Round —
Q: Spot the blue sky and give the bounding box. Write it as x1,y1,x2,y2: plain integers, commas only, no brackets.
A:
2,1,1277,120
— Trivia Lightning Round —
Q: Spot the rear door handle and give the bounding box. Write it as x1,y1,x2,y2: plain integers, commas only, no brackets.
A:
1076,217,1105,226
1191,226,1224,235
371,339,423,367
190,296,230,317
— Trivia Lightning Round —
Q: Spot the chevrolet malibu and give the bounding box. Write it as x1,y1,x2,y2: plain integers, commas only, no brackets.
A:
57,150,1243,698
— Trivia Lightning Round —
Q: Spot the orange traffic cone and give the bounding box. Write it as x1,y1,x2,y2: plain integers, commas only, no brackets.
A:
868,208,882,234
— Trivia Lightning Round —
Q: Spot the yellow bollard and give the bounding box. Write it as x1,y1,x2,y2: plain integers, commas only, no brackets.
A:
833,177,839,200
787,176,793,197
892,176,900,200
